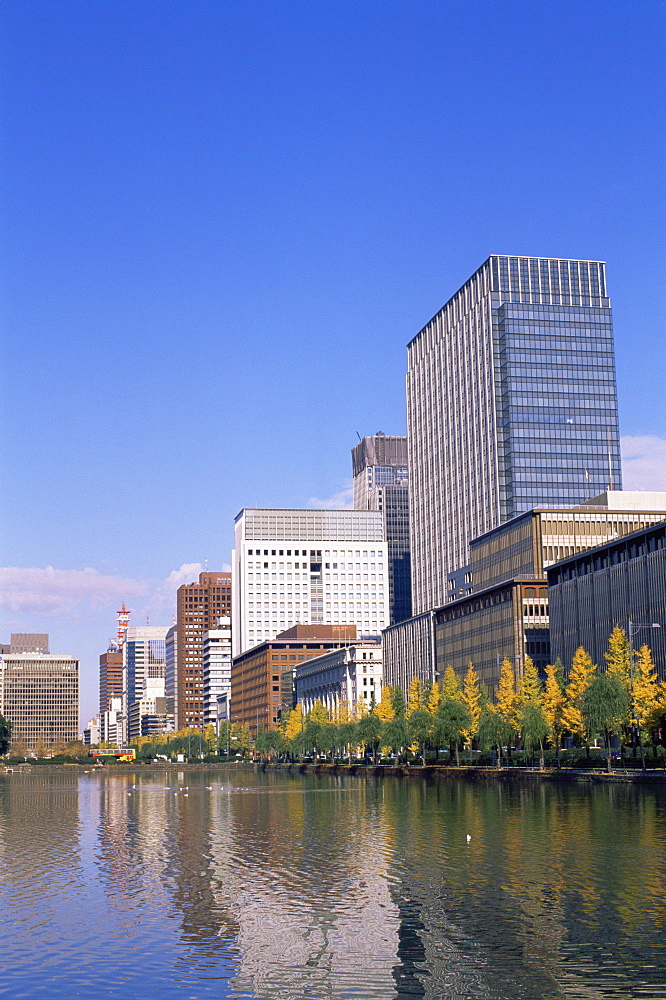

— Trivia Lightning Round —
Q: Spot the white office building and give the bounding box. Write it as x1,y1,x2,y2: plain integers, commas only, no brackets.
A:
295,641,383,716
202,617,232,728
232,508,389,656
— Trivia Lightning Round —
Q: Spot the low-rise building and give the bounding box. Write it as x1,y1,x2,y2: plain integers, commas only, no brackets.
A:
231,624,357,736
295,640,383,716
100,697,124,746
384,492,666,695
547,520,666,679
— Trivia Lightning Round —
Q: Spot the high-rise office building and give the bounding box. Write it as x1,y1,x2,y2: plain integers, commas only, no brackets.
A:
407,255,621,614
232,509,389,656
0,644,79,751
122,626,168,742
99,644,123,715
174,572,232,730
352,433,411,624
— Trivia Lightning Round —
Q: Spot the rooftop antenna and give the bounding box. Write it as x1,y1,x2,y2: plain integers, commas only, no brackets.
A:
116,602,132,646
356,431,361,442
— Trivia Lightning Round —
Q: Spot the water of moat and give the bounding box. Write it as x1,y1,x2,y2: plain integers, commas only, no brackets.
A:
0,767,664,1000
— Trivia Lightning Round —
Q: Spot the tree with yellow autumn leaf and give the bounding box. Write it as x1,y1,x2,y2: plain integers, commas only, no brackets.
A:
562,646,596,740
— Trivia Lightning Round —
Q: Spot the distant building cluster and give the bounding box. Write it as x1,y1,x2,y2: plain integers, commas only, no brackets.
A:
3,256,665,752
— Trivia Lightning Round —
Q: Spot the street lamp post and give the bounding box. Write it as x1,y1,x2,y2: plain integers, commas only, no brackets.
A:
628,620,662,772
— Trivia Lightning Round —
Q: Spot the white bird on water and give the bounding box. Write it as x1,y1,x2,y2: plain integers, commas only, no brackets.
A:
466,834,471,842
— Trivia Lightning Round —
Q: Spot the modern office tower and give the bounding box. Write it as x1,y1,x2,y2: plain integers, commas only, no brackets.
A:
122,626,168,742
295,639,383,716
231,624,358,735
202,617,232,728
352,433,411,624
407,255,622,615
0,650,79,750
232,509,389,657
548,520,666,680
175,571,232,730
99,643,123,715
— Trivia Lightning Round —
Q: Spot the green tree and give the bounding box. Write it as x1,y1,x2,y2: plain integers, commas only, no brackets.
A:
407,708,433,763
517,657,548,767
478,704,511,767
434,698,471,766
0,714,13,756
382,714,408,763
391,686,407,719
357,713,382,763
582,673,630,772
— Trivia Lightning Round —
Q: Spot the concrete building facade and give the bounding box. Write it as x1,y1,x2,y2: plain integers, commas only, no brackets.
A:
174,572,232,730
0,651,79,750
295,641,383,716
232,509,388,656
231,624,357,736
99,644,123,715
202,617,232,728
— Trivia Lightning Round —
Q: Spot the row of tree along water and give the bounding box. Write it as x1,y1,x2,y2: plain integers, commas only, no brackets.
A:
263,626,664,772
5,627,663,771
126,625,665,773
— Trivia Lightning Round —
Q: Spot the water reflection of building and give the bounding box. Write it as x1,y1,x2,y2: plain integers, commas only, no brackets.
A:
205,776,401,998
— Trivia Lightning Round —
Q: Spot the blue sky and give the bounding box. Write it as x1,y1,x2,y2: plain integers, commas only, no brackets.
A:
1,0,665,723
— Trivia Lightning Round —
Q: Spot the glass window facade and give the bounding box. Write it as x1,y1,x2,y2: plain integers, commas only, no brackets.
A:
407,256,621,615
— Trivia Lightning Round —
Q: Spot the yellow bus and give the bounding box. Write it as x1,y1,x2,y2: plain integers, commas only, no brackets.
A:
89,748,136,762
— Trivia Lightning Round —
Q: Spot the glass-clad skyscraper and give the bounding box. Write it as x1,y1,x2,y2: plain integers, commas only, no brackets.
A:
407,255,621,614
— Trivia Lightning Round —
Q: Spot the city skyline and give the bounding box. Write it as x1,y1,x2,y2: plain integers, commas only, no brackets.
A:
1,1,665,723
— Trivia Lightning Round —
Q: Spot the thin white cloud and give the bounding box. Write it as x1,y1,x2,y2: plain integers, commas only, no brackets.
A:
308,486,354,510
0,566,147,617
621,435,666,491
